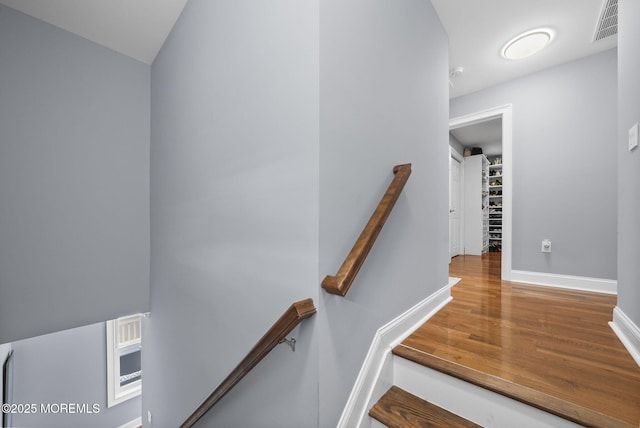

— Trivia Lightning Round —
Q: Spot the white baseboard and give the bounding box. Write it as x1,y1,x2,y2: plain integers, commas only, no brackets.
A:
609,307,640,368
336,278,456,428
118,416,142,428
511,270,617,295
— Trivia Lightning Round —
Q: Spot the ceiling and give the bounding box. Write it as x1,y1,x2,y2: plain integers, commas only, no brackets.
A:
431,0,617,98
0,0,617,92
0,0,188,64
436,0,617,148
450,119,502,149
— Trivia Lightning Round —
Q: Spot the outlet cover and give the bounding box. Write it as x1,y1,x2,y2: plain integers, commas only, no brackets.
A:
542,239,551,253
629,123,638,151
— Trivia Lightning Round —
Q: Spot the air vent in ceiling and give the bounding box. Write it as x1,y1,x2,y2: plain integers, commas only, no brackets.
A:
594,0,618,41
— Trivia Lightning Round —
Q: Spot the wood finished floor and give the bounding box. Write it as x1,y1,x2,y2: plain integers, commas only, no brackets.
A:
370,385,482,428
395,253,640,428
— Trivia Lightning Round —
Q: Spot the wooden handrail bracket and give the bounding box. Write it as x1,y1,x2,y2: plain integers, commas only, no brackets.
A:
322,163,412,296
179,298,317,428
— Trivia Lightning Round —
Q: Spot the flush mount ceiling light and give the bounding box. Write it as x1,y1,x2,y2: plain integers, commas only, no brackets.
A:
501,29,554,60
449,66,464,78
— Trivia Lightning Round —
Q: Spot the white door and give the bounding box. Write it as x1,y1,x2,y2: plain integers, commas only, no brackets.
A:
449,152,461,259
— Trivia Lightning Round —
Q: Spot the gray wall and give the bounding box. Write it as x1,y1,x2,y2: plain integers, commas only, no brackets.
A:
0,342,11,406
0,5,151,343
617,0,640,325
451,49,618,280
10,323,140,428
146,0,448,426
449,134,465,156
318,0,449,426
0,342,12,428
146,0,320,426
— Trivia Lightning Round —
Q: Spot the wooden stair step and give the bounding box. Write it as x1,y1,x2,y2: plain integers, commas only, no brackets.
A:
390,253,640,428
392,344,638,428
369,385,482,428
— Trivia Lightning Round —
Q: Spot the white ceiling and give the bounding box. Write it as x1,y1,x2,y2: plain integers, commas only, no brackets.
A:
451,119,502,148
0,0,617,92
0,0,188,64
431,0,617,98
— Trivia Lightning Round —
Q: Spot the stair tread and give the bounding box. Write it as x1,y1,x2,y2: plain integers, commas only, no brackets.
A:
369,385,482,428
391,253,640,428
393,345,639,428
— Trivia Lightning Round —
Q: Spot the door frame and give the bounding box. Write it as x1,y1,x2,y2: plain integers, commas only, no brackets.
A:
449,146,464,260
449,104,513,281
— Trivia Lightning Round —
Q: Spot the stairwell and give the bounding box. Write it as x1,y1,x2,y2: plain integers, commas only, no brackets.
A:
368,354,593,428
360,255,640,428
369,385,481,428
326,167,640,428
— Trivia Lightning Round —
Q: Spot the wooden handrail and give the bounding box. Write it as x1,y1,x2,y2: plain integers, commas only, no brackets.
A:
179,298,317,428
322,163,412,296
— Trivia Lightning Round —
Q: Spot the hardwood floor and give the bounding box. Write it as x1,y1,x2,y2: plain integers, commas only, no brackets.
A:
370,386,482,428
395,253,640,428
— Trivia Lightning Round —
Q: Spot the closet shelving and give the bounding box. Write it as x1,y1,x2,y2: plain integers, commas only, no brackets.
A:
488,156,503,252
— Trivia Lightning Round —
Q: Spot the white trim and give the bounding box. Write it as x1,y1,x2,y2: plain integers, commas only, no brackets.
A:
511,270,617,294
106,316,142,408
117,416,142,428
449,104,513,281
609,307,640,368
449,148,464,260
394,357,583,428
450,147,464,163
336,278,457,428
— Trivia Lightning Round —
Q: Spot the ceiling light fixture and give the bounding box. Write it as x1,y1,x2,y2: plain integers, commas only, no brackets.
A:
501,29,554,60
449,66,464,78
449,67,463,88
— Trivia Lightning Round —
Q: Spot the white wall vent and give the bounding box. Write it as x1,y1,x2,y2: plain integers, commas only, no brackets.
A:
593,0,618,41
116,314,142,348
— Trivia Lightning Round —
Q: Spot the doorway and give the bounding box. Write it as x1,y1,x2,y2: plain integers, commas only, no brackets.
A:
449,105,512,281
449,148,462,259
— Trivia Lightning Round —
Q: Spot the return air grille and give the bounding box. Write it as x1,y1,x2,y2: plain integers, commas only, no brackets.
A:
116,314,141,348
594,0,618,41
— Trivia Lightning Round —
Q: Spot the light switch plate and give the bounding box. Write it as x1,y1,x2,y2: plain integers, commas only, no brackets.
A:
629,123,639,151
